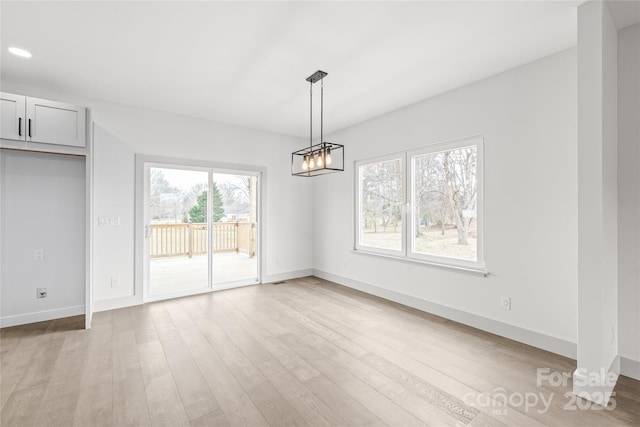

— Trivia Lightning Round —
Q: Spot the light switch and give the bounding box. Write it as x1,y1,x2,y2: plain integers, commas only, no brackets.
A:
98,216,121,226
34,249,45,261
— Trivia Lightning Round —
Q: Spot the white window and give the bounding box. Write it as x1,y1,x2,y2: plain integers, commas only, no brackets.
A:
355,137,484,271
355,154,406,256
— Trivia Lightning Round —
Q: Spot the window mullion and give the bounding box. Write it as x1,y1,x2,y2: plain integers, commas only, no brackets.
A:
403,152,410,258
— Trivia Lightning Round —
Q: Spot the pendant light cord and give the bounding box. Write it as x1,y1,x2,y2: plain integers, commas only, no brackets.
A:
309,81,313,151
320,78,324,145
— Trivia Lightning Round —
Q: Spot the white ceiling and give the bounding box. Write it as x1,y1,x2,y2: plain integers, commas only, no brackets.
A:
1,1,585,138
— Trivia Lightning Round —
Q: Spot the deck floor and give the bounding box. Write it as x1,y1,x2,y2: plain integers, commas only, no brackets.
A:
150,253,257,295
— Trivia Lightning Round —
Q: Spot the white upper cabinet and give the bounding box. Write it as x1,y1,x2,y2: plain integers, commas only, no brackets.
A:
1,93,26,141
0,92,86,150
26,97,86,147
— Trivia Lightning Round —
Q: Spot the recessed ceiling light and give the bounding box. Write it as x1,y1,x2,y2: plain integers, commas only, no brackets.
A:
8,47,32,58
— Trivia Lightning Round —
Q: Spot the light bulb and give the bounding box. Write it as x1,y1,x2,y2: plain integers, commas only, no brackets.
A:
317,153,324,167
302,156,308,170
309,155,315,169
326,148,332,165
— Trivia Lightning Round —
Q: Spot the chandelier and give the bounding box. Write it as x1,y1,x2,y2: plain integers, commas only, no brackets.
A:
291,70,344,177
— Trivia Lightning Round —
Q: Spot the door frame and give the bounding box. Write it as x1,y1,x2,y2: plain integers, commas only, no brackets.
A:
134,154,265,303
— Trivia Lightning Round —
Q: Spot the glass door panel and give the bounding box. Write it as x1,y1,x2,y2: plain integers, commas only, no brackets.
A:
211,172,259,286
148,167,210,296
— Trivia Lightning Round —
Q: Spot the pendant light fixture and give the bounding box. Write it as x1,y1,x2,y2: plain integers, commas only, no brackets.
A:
291,70,344,177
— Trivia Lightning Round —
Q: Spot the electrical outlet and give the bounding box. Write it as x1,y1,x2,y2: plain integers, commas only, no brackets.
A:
111,277,121,288
34,249,45,261
36,288,47,299
501,296,511,310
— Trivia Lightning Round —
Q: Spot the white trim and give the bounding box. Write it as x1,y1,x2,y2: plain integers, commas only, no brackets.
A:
354,153,406,257
93,295,141,313
352,249,488,276
212,280,261,292
264,269,313,284
573,356,619,406
620,356,640,380
85,114,94,329
0,305,85,328
144,279,260,304
313,269,576,359
93,269,311,313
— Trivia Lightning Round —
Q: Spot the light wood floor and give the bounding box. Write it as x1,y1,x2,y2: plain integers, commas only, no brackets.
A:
1,277,639,426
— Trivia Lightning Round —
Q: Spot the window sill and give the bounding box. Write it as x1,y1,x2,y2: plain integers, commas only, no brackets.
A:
352,249,489,277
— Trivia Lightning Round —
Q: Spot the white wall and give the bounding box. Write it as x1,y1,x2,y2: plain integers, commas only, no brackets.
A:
1,81,314,312
313,48,578,356
0,150,86,326
617,23,640,377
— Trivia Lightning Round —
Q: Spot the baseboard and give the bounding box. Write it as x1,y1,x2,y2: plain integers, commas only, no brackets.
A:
92,269,313,313
313,269,577,359
621,356,640,380
93,295,142,313
264,269,313,284
0,305,85,328
573,356,619,406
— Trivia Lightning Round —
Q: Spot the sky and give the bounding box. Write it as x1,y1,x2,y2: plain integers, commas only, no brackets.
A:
153,167,248,191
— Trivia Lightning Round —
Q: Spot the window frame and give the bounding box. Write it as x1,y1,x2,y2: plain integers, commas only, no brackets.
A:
354,136,485,272
354,152,407,257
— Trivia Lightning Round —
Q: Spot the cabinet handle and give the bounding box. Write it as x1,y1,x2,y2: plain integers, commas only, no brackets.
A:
28,119,31,138
18,118,22,136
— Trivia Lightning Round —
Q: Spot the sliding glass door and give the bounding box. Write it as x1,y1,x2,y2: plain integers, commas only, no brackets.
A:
210,172,259,285
143,163,259,300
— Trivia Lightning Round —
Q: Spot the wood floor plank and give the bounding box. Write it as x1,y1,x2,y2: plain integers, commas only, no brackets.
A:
180,326,266,427
72,323,113,427
31,330,89,426
0,340,39,411
12,336,65,393
1,278,639,427
301,330,471,425
112,330,152,426
279,332,420,426
151,302,223,422
262,291,370,358
138,338,190,427
215,291,322,382
189,408,231,427
193,315,309,426
209,295,352,426
0,382,49,426
129,304,159,345
302,374,387,427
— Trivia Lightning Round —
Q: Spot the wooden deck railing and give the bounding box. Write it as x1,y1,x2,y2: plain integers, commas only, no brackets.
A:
150,222,254,258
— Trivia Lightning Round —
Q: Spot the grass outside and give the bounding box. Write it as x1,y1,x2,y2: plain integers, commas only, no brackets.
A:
360,227,477,261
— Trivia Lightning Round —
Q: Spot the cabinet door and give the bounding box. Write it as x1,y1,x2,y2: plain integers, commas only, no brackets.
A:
26,97,86,147
1,92,26,141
